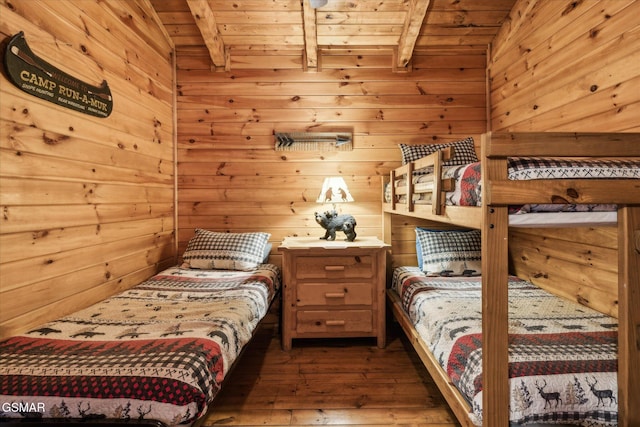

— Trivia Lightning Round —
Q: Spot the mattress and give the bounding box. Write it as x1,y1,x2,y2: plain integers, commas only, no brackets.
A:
392,266,618,426
0,264,280,426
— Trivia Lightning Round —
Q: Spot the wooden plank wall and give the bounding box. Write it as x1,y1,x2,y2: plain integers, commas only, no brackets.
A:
488,0,640,316
490,0,639,133
176,48,487,266
0,0,176,338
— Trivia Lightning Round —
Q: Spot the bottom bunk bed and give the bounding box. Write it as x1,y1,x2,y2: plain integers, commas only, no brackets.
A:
389,265,618,427
0,229,280,427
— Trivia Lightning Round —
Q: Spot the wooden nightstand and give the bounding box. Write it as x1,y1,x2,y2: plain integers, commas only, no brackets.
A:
279,236,389,350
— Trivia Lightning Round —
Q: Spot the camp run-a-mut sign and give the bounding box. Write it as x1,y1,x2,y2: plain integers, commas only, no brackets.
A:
4,32,113,118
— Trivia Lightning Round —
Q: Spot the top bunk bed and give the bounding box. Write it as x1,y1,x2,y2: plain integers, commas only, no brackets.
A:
381,132,640,427
382,133,640,229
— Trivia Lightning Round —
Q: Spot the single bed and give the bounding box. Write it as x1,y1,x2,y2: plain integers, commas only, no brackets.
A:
390,266,618,426
0,229,280,427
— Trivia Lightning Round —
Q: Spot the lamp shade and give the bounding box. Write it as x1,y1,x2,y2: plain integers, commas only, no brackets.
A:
309,0,328,8
316,177,354,204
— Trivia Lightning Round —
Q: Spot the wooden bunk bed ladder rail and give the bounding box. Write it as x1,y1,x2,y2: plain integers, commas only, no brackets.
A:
617,206,640,427
386,146,455,216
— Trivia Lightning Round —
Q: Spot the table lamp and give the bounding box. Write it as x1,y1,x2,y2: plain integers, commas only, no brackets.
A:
314,176,357,241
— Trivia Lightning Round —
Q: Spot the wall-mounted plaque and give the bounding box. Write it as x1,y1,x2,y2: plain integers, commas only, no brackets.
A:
274,131,353,151
3,32,113,118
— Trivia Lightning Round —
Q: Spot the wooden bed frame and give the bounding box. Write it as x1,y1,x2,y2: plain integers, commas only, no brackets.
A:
382,131,640,427
384,145,482,229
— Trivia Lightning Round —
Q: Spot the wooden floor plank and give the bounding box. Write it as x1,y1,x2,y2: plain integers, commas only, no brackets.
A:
201,317,461,426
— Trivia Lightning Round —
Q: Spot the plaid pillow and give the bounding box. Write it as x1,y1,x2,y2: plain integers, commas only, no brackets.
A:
399,137,478,166
182,229,271,271
415,228,481,276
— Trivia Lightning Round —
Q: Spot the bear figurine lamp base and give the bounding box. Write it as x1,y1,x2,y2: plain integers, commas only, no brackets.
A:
315,177,357,242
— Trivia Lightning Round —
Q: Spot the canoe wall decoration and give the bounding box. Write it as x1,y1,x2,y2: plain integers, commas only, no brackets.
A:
3,32,113,118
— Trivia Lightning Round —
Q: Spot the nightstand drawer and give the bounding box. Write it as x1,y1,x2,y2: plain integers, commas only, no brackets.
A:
297,282,372,306
295,255,374,279
296,310,373,333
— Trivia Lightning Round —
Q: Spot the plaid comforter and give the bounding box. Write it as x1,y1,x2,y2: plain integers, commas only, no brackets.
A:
0,264,280,426
392,267,618,426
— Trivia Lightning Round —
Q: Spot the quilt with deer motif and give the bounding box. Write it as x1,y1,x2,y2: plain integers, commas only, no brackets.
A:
0,264,280,426
392,267,618,426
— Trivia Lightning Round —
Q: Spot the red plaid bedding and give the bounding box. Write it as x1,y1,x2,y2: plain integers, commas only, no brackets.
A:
392,267,618,426
0,264,280,426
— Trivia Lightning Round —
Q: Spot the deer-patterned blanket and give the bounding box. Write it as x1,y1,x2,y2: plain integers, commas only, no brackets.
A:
392,267,618,426
0,264,280,426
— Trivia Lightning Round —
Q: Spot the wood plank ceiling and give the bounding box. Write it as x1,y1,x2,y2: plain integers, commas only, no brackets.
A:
149,0,517,71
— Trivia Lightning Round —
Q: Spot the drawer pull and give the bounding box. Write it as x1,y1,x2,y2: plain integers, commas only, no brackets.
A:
326,320,346,326
324,265,345,271
325,292,345,298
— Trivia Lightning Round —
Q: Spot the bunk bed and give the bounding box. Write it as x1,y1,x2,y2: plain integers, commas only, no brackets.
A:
382,132,640,426
0,229,279,427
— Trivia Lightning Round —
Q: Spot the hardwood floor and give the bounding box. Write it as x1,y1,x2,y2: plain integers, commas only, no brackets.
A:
201,309,461,427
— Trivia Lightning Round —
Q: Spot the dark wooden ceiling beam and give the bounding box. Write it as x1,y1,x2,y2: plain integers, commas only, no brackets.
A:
186,0,227,69
396,0,431,69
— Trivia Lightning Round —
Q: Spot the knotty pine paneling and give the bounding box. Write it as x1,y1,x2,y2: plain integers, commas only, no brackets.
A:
489,0,639,132
0,0,176,338
176,48,487,264
508,227,620,318
489,0,640,313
